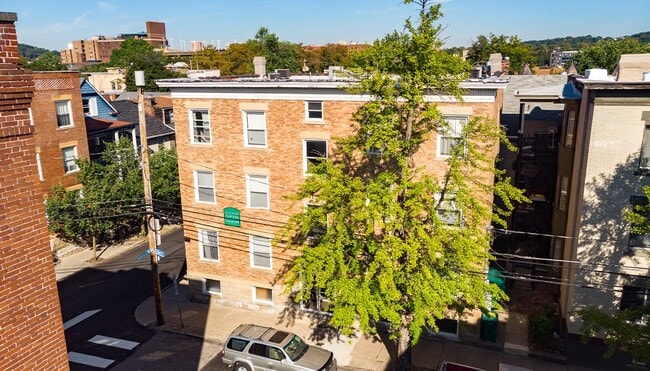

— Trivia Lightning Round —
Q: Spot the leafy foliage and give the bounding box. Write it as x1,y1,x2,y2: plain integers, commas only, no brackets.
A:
18,43,56,60
45,138,181,245
25,51,66,71
467,33,536,74
246,27,302,72
109,39,180,91
572,37,650,74
279,0,526,365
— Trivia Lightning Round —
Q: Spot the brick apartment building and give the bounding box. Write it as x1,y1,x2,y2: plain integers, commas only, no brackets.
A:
0,12,69,370
31,72,89,196
158,74,507,333
61,21,168,65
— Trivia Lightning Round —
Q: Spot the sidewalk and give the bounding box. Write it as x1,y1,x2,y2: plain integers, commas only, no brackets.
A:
135,281,592,371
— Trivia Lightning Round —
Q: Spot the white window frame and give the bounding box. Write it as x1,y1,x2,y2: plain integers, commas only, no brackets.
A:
203,278,222,295
194,170,216,204
243,111,267,148
435,192,461,226
564,110,575,148
198,229,219,262
61,146,79,173
36,152,44,181
252,286,273,304
303,139,328,175
190,109,211,144
250,235,272,269
246,174,269,209
437,116,467,158
305,101,324,122
83,97,98,116
55,100,73,128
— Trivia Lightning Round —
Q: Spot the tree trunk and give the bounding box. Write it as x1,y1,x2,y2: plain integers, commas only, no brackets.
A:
396,322,412,370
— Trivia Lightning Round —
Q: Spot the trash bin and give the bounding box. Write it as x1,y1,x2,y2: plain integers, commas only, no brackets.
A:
487,267,506,291
480,311,498,342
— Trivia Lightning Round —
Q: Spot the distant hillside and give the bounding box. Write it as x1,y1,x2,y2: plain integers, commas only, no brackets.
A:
19,44,59,61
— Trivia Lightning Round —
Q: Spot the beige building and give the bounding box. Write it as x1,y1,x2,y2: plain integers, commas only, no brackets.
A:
158,73,508,327
83,67,126,96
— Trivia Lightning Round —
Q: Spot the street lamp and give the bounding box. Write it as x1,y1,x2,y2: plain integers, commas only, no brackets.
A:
136,71,165,326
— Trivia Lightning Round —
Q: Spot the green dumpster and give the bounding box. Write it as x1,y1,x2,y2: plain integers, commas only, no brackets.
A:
487,267,506,291
480,311,498,342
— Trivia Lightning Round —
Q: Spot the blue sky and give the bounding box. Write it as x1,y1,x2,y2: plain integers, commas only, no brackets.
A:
4,0,650,51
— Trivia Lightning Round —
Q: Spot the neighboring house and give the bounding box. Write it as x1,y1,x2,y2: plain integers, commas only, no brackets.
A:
0,12,68,370
80,78,119,118
157,73,508,341
85,116,138,162
82,67,126,99
518,56,650,367
112,99,175,151
31,71,90,196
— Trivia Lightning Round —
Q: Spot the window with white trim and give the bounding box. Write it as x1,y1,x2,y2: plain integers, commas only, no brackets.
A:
55,100,73,128
253,286,273,303
628,196,650,248
61,146,79,173
199,229,219,261
247,174,269,209
304,140,327,174
203,278,221,295
305,101,323,121
250,235,271,269
244,111,266,147
435,192,460,226
190,109,211,144
438,116,467,157
83,97,98,116
638,113,650,174
194,170,215,204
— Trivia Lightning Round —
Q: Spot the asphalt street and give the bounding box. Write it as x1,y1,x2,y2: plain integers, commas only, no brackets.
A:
57,228,187,370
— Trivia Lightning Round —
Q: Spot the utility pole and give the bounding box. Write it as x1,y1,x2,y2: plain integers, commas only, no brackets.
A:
136,71,165,326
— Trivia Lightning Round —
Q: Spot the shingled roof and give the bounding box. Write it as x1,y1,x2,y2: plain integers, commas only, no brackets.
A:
110,100,175,139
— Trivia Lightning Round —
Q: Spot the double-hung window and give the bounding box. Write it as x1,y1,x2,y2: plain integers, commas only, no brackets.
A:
203,278,221,295
558,176,569,211
250,235,271,269
82,97,98,116
191,110,211,144
305,101,323,121
303,140,327,174
638,112,650,174
438,116,467,157
564,110,575,147
55,100,73,128
435,192,460,226
61,146,79,173
247,175,269,209
195,170,215,204
199,229,219,261
621,285,648,327
244,111,266,147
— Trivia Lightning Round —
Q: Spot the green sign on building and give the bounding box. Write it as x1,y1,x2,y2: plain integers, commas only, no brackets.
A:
224,207,241,227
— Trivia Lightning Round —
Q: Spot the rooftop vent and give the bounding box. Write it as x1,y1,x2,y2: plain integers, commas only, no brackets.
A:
584,68,609,80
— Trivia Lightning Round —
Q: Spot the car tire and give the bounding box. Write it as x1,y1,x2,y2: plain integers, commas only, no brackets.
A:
233,362,252,371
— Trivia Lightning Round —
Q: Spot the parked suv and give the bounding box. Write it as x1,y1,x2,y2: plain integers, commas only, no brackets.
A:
221,324,337,371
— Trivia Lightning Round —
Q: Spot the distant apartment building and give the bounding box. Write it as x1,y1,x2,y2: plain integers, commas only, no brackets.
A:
31,72,90,196
60,21,168,65
83,67,127,97
0,12,69,370
157,71,507,341
550,50,578,68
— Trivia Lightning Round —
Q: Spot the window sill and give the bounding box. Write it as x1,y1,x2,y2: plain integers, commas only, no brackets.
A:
250,265,272,271
189,142,213,146
58,126,74,130
200,257,220,263
303,120,325,124
64,169,80,175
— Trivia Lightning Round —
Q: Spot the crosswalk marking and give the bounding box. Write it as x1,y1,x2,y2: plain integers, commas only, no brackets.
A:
68,351,114,368
89,335,139,350
64,309,102,330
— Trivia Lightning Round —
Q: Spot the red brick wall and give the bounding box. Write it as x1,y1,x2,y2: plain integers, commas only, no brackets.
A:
31,71,89,196
173,89,502,308
0,12,69,370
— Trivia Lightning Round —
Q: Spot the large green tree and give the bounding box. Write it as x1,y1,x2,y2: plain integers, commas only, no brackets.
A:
578,185,650,363
247,27,301,72
26,51,66,71
279,1,525,369
572,37,650,74
467,33,536,74
109,39,178,91
45,138,181,245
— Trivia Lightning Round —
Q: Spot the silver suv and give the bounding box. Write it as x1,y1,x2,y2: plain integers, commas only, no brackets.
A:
221,324,337,371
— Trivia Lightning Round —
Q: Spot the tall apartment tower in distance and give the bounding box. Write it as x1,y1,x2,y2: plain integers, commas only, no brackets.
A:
0,12,69,370
146,21,167,49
